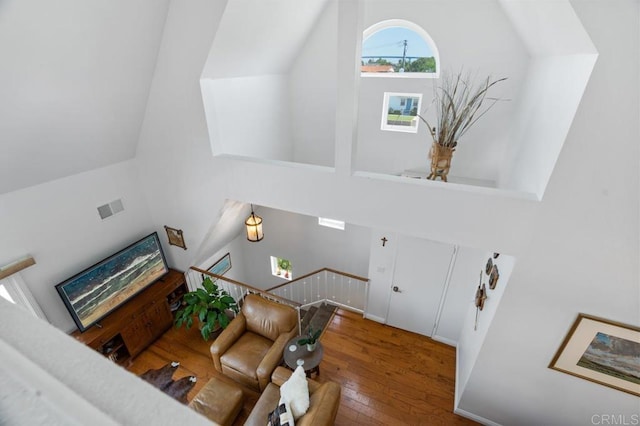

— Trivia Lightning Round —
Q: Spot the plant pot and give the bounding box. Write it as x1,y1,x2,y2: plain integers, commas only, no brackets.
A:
428,142,455,182
306,343,317,352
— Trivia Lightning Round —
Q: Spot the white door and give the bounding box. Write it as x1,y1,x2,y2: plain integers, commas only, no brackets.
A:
386,235,454,336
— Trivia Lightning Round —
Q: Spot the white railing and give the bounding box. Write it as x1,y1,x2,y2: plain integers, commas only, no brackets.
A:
266,268,369,314
186,267,301,310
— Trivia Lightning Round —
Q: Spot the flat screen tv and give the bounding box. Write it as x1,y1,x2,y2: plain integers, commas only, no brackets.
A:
56,232,169,332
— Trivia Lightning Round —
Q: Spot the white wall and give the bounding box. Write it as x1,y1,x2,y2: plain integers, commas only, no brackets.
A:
201,0,327,79
498,55,597,196
135,0,232,272
355,0,529,183
289,0,338,167
0,160,154,332
232,207,371,290
197,235,249,287
456,252,515,399
0,0,170,194
433,245,487,345
456,2,639,423
497,0,598,197
202,75,293,160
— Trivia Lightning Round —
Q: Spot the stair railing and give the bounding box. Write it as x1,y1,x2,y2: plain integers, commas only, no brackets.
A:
187,266,303,332
266,268,370,314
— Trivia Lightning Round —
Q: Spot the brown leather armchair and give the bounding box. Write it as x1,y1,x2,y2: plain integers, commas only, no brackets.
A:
244,367,341,426
210,294,298,392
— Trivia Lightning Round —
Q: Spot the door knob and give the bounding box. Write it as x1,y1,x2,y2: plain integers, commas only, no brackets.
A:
392,286,401,293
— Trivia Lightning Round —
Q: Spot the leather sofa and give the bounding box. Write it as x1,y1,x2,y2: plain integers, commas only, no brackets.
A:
210,294,298,392
244,367,341,426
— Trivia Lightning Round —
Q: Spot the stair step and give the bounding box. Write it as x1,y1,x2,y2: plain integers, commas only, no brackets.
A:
299,306,318,332
301,304,336,337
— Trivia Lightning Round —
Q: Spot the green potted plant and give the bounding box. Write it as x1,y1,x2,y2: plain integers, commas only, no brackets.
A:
174,277,239,341
278,258,291,279
297,326,321,352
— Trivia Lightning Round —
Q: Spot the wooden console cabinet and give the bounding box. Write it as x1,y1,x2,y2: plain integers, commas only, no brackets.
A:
72,268,188,365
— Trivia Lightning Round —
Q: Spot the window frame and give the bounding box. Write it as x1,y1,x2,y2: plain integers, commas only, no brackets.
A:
361,19,440,79
0,273,48,320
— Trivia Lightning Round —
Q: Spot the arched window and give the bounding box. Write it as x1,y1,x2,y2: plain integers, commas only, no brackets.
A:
362,19,439,78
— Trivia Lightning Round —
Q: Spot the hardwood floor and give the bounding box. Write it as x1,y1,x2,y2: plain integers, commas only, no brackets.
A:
127,309,477,425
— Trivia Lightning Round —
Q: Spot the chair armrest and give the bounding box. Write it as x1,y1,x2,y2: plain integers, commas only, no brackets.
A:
256,329,295,391
271,367,293,387
210,313,246,373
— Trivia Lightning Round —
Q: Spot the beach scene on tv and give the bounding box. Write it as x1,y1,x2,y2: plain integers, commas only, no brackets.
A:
60,235,168,329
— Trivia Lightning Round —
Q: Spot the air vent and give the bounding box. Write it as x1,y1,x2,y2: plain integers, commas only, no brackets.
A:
97,199,124,220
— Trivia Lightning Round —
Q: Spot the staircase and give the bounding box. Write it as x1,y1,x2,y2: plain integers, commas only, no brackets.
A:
186,266,369,335
299,303,337,336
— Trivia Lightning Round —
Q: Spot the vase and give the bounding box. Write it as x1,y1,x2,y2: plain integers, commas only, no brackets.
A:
306,342,316,352
427,142,455,182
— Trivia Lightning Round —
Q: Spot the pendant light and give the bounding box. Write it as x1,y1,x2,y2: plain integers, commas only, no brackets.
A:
245,205,263,242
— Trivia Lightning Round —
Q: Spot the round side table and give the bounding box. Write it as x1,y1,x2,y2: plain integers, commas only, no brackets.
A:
283,336,324,378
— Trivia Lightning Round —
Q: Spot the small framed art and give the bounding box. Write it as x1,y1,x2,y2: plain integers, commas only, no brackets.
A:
164,226,186,250
208,253,231,277
381,92,422,133
549,314,640,396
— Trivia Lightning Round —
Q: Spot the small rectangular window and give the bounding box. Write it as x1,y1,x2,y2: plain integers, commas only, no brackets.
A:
0,283,15,303
318,217,345,230
270,256,292,280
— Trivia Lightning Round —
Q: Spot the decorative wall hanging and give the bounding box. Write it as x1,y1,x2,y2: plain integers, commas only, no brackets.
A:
474,271,487,330
164,226,186,250
489,265,500,290
208,252,231,277
549,314,640,397
493,252,500,259
485,258,493,275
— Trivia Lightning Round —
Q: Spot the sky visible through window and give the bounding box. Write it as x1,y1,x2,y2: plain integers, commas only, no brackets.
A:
363,27,434,62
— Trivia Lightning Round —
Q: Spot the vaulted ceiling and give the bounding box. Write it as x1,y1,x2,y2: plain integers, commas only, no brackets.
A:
0,0,170,194
1,0,596,202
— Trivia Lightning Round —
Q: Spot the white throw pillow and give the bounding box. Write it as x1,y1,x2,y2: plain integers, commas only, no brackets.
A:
279,366,310,420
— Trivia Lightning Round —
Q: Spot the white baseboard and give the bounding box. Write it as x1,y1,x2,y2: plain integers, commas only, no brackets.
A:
431,334,457,347
454,407,502,426
455,346,460,406
363,313,386,323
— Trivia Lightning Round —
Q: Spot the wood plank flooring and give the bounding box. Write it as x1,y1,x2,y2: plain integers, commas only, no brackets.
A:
127,309,477,425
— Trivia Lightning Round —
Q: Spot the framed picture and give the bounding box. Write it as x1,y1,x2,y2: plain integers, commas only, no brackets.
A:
381,92,422,133
164,226,186,250
549,314,640,396
208,253,231,277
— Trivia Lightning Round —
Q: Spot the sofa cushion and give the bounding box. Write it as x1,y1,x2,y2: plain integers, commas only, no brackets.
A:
219,331,272,379
279,366,309,420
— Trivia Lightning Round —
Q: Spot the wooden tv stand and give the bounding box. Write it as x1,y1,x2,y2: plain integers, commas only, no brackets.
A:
71,268,188,366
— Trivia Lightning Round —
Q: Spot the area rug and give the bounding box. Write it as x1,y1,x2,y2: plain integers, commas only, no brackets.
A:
140,361,196,404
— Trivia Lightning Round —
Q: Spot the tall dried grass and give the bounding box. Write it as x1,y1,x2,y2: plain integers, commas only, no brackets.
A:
420,71,507,148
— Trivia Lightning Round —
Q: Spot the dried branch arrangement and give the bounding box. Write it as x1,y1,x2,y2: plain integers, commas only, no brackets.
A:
420,71,507,148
